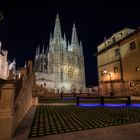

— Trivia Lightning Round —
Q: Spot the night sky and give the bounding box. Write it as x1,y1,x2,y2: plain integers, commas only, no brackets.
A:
0,0,140,86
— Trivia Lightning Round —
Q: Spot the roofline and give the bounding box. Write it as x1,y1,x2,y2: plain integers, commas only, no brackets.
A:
97,27,135,48
95,28,140,56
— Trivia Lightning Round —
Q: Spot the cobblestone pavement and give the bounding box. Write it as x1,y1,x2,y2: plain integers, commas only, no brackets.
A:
29,105,140,138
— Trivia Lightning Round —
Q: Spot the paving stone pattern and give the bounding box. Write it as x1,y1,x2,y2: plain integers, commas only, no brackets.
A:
29,105,140,138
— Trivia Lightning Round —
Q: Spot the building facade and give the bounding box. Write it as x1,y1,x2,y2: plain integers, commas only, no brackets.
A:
97,28,140,96
34,14,85,93
0,42,9,79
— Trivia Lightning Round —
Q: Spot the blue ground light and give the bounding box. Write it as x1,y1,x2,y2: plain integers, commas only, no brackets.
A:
78,103,140,107
63,97,75,100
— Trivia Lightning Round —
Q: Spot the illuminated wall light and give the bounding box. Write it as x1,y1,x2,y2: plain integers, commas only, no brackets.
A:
136,67,140,72
103,69,107,74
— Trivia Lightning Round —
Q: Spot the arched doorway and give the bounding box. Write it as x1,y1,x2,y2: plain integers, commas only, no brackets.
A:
61,86,66,93
71,84,77,93
79,86,84,93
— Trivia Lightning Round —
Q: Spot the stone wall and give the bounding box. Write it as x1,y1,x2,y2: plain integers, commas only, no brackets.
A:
0,60,36,140
0,83,15,140
14,72,35,128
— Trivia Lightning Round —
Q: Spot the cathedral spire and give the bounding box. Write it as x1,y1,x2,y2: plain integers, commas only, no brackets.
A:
68,40,70,46
42,45,44,55
53,14,62,40
64,33,66,41
80,40,83,55
46,46,49,53
49,33,52,46
42,45,45,72
38,45,40,55
71,23,79,45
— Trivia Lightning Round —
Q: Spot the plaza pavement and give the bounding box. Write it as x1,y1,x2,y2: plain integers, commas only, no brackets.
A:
12,102,140,140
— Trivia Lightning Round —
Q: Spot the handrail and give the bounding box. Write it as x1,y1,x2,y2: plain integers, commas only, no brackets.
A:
14,72,34,102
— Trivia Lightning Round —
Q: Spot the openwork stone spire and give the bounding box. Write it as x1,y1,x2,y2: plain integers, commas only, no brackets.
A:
71,23,79,45
53,14,62,40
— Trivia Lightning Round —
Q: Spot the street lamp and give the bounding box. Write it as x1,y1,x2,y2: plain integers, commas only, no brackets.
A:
103,69,113,96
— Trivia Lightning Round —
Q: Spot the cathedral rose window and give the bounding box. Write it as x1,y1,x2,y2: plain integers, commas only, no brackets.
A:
68,68,74,78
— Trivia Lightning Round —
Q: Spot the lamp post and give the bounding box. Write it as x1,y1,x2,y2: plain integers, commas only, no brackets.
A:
103,70,113,96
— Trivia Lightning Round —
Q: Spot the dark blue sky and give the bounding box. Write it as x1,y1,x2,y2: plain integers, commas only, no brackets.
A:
0,0,140,86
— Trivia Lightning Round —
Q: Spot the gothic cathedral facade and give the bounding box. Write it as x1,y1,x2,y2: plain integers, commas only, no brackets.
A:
34,14,85,93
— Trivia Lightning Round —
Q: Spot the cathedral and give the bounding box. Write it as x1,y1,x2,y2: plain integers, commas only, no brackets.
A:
34,14,85,93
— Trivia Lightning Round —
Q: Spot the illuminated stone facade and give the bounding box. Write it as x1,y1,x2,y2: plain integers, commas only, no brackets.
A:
0,42,9,79
34,14,85,93
97,28,140,96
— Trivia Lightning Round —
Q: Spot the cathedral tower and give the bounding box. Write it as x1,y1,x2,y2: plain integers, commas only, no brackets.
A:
34,14,85,93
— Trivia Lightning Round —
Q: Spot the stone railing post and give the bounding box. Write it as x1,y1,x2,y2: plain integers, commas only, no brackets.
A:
0,83,15,140
18,67,27,79
27,60,33,73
